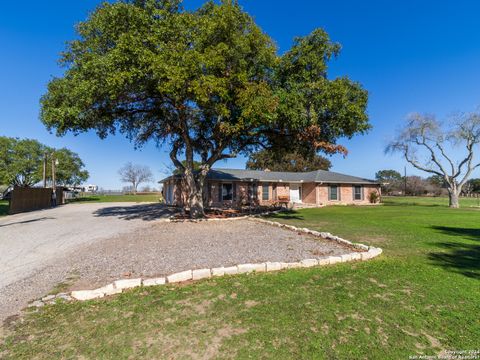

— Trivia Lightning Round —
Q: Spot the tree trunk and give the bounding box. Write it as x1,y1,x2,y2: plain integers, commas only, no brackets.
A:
448,187,460,208
184,169,206,218
189,187,205,218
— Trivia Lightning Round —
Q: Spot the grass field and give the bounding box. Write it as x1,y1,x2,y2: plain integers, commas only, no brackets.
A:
383,195,480,207
0,200,8,216
1,197,479,359
69,193,161,203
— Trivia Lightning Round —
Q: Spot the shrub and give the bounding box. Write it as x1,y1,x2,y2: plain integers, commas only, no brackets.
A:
369,191,380,204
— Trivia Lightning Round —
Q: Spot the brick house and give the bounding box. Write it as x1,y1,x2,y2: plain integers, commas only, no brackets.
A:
161,168,381,208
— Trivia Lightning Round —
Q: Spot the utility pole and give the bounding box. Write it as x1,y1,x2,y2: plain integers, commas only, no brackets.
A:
51,153,56,191
43,152,47,188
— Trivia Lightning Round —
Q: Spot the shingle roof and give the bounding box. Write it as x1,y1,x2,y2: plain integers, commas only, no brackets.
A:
160,168,378,184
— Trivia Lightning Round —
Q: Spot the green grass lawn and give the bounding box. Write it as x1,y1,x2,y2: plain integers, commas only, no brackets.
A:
1,197,479,359
0,200,8,216
383,195,480,208
69,193,161,203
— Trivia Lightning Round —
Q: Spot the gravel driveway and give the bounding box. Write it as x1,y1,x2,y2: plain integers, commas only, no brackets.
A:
0,202,177,322
66,219,355,290
0,204,356,324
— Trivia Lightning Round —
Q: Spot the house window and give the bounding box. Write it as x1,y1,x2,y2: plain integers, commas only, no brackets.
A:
353,185,363,200
262,183,269,200
247,183,257,201
222,183,233,201
329,185,339,201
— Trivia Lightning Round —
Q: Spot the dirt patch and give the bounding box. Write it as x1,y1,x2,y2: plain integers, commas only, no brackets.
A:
376,326,389,346
368,278,388,288
200,325,247,360
176,298,213,316
421,331,442,348
244,300,259,308
364,235,390,244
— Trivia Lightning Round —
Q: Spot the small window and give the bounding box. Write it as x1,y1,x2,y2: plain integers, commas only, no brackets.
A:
262,183,269,200
247,183,258,201
353,185,363,200
222,183,233,201
329,185,338,201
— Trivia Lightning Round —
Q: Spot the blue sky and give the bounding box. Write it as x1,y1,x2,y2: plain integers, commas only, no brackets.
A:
1,0,480,189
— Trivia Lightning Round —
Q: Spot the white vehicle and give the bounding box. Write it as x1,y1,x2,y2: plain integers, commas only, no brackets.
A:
83,184,98,193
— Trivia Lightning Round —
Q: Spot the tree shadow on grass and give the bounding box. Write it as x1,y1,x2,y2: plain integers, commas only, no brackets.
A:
68,197,101,203
382,200,444,207
264,210,304,221
94,203,179,221
428,226,480,279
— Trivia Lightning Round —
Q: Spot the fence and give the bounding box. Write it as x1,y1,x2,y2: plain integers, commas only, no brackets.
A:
9,187,64,215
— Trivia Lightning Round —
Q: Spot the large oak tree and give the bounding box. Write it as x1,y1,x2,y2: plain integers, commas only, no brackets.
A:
387,112,480,208
246,149,331,172
41,0,369,217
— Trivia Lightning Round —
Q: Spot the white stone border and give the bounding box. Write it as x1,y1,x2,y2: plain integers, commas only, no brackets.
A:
28,218,382,306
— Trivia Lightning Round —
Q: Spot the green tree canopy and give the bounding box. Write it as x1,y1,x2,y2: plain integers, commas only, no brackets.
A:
375,169,402,183
41,0,370,217
246,149,331,172
463,178,480,194
0,136,89,187
52,148,89,186
0,137,44,187
173,160,202,175
375,169,403,194
426,175,447,188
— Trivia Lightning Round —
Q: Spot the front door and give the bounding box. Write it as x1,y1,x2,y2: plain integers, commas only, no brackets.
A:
289,184,301,203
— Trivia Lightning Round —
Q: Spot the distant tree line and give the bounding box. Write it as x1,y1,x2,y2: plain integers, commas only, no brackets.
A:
376,169,480,196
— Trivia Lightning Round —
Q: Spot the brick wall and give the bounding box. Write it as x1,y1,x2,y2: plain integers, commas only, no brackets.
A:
165,178,380,208
208,181,262,207
317,184,381,205
302,183,317,204
275,184,289,199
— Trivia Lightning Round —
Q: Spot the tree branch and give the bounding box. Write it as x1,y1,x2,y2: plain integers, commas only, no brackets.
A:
169,140,185,171
414,136,450,179
403,147,444,177
435,142,455,176
454,136,474,179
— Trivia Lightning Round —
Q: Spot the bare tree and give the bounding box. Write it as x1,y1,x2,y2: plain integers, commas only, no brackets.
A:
387,112,480,208
118,162,154,194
